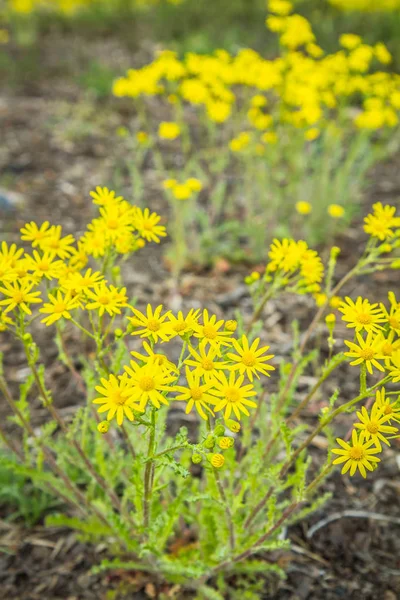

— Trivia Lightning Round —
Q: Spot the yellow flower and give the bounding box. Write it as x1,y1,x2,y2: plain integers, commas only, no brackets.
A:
364,202,400,241
85,283,128,317
185,341,228,381
339,296,385,334
354,404,398,451
0,280,41,315
25,251,63,281
167,309,200,338
123,361,176,411
39,225,75,259
193,309,233,353
97,420,110,434
129,304,172,343
61,268,104,293
186,178,202,192
268,0,293,16
374,388,400,424
210,453,225,468
89,187,123,207
227,335,275,382
20,221,51,247
0,242,24,266
332,430,381,479
136,131,149,144
328,204,345,218
209,371,257,420
133,208,167,243
339,34,362,50
0,310,13,331
381,292,400,334
40,291,80,326
172,184,192,200
93,374,142,426
304,128,320,141
173,367,216,420
130,341,178,374
158,122,181,140
387,350,400,382
344,331,385,375
295,201,312,215
217,436,234,449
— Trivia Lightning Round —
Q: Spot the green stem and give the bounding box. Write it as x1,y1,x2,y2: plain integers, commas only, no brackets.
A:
143,408,157,529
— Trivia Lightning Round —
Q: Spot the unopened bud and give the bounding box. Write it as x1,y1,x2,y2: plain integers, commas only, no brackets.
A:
214,424,225,436
97,420,110,434
191,453,202,464
225,419,241,433
218,436,234,450
225,320,237,332
203,435,215,450
209,453,225,468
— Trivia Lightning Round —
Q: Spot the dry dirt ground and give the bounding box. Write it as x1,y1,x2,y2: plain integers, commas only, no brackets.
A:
0,32,400,600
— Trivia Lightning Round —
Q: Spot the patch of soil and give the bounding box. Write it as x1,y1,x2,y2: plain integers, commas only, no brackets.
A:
0,30,399,600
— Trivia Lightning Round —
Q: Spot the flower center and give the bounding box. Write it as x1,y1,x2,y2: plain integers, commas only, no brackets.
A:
142,220,153,231
48,240,60,249
147,319,160,332
107,219,119,230
357,312,372,325
366,421,379,434
13,291,25,304
384,405,393,415
349,446,364,461
225,387,240,403
190,387,203,401
98,295,110,305
381,343,393,356
360,348,375,360
113,391,127,405
54,302,67,314
154,354,167,366
201,358,214,371
202,325,217,340
389,317,400,330
173,321,187,332
38,261,50,271
241,352,256,367
139,376,155,392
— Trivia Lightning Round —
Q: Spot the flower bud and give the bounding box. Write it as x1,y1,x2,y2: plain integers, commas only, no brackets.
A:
114,328,124,338
218,436,234,450
203,435,215,450
330,246,341,259
225,419,241,433
23,333,33,344
97,421,110,434
325,313,336,326
191,453,202,464
214,424,225,436
210,454,225,468
225,320,237,332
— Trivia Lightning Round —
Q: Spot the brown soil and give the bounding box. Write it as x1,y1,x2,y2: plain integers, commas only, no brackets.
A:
0,30,400,600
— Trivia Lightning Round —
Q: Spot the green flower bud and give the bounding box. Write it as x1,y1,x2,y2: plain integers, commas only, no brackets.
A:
214,424,225,436
225,419,241,433
203,435,215,450
191,453,202,464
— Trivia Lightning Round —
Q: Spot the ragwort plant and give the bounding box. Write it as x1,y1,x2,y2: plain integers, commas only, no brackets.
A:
0,190,399,595
113,0,400,271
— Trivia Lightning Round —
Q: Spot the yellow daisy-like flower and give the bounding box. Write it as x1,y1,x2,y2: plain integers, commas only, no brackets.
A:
90,186,123,207
39,225,75,259
381,292,400,334
376,330,400,366
130,341,178,374
158,122,181,140
173,367,216,420
167,309,200,338
209,371,257,420
0,280,42,315
344,331,385,374
339,296,385,334
332,430,381,479
93,374,142,426
60,268,104,292
0,310,13,331
374,388,400,424
129,304,172,343
133,208,167,244
363,202,400,241
25,250,63,281
39,291,81,326
328,204,345,218
185,341,228,381
387,350,400,382
193,309,233,353
123,361,176,410
227,335,275,381
20,221,51,247
295,201,312,215
0,242,24,267
354,404,398,451
85,283,128,317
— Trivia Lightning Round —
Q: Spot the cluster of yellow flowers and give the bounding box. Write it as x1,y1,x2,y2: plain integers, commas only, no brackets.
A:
0,188,165,330
113,2,400,136
329,0,400,12
162,177,202,200
8,0,182,15
94,309,275,428
331,202,400,478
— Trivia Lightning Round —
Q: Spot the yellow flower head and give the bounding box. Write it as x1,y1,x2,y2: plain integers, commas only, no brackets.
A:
295,201,312,215
332,429,381,479
158,122,181,140
328,204,345,218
